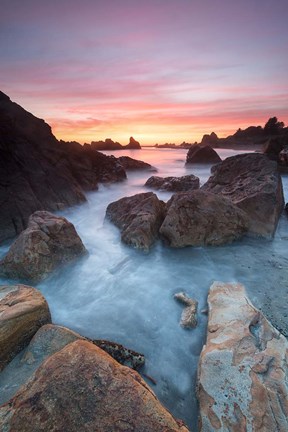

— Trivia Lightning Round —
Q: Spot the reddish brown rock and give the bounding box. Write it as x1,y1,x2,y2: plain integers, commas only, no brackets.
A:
0,285,51,371
0,211,87,283
202,153,284,237
160,190,249,247
198,282,288,432
0,340,189,432
106,192,165,251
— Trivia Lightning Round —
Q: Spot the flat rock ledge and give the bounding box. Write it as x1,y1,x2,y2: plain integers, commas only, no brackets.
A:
0,211,87,283
0,340,189,432
0,285,51,371
198,282,288,432
145,174,200,192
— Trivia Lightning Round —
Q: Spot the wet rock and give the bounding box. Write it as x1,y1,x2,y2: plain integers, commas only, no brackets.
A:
186,144,222,164
106,192,165,251
0,340,189,432
198,282,288,432
160,190,249,247
174,292,198,328
0,285,51,371
0,211,87,283
145,174,200,192
202,153,284,237
118,156,156,171
92,339,145,370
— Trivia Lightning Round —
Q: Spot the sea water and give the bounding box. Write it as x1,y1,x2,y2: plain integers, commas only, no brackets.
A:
0,148,287,431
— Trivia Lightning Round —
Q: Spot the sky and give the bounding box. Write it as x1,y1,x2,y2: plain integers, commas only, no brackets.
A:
1,0,288,145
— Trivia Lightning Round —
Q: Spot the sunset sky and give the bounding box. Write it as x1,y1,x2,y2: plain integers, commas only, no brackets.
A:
1,0,288,144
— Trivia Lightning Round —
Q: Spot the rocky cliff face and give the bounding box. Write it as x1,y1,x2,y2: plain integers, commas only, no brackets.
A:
0,91,126,243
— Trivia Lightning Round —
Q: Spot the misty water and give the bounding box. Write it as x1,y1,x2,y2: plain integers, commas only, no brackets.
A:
1,148,288,431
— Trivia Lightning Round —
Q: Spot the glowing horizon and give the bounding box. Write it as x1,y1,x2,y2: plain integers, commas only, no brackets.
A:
1,0,288,145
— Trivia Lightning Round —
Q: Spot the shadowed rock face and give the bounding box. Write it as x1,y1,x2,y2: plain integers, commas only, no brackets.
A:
0,211,87,283
160,190,249,247
186,144,222,164
201,153,284,237
145,174,200,192
118,155,155,171
198,282,288,432
0,91,126,243
106,192,166,251
0,340,189,432
0,285,51,371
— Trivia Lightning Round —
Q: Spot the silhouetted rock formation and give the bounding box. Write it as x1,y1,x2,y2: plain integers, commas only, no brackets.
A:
126,136,141,149
0,211,87,283
0,91,126,243
202,153,284,237
201,132,219,147
118,156,155,171
90,136,141,150
159,190,249,247
145,174,199,192
106,192,165,251
198,282,288,432
186,144,222,164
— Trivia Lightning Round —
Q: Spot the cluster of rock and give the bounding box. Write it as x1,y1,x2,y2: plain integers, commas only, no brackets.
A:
145,174,199,192
107,153,284,250
0,285,189,431
90,136,141,150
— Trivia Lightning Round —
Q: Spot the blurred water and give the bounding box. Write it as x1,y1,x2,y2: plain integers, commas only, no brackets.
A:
1,148,287,431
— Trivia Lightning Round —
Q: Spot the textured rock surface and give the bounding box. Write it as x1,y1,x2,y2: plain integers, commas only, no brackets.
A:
160,190,249,247
118,155,156,171
174,292,198,328
92,339,145,370
0,324,83,404
202,153,284,237
198,282,288,432
186,144,222,164
0,211,87,283
0,340,189,432
106,192,165,250
145,174,200,192
0,91,126,243
0,285,51,371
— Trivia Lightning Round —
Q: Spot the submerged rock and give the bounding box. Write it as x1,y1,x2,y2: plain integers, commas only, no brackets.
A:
118,155,156,171
186,144,222,164
0,340,189,432
160,190,249,247
0,285,51,371
198,282,288,431
202,153,284,237
174,292,198,328
0,211,87,283
145,174,200,192
92,339,145,370
106,192,165,251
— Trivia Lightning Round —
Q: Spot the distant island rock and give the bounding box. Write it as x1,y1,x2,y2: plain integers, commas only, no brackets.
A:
0,90,126,243
90,136,141,150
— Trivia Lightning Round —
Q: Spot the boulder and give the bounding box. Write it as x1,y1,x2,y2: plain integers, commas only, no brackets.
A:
279,148,288,168
106,192,165,251
0,340,189,432
202,153,284,237
186,144,222,164
0,211,87,283
0,285,51,371
145,174,200,192
125,136,141,149
159,190,249,247
198,282,288,431
174,292,198,328
0,91,126,243
118,156,156,171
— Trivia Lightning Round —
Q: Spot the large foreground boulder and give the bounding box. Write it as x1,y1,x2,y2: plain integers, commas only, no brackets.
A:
198,282,288,431
159,190,249,247
145,174,200,192
0,285,51,371
0,211,87,283
202,153,284,237
0,340,189,432
186,144,222,164
106,192,165,251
